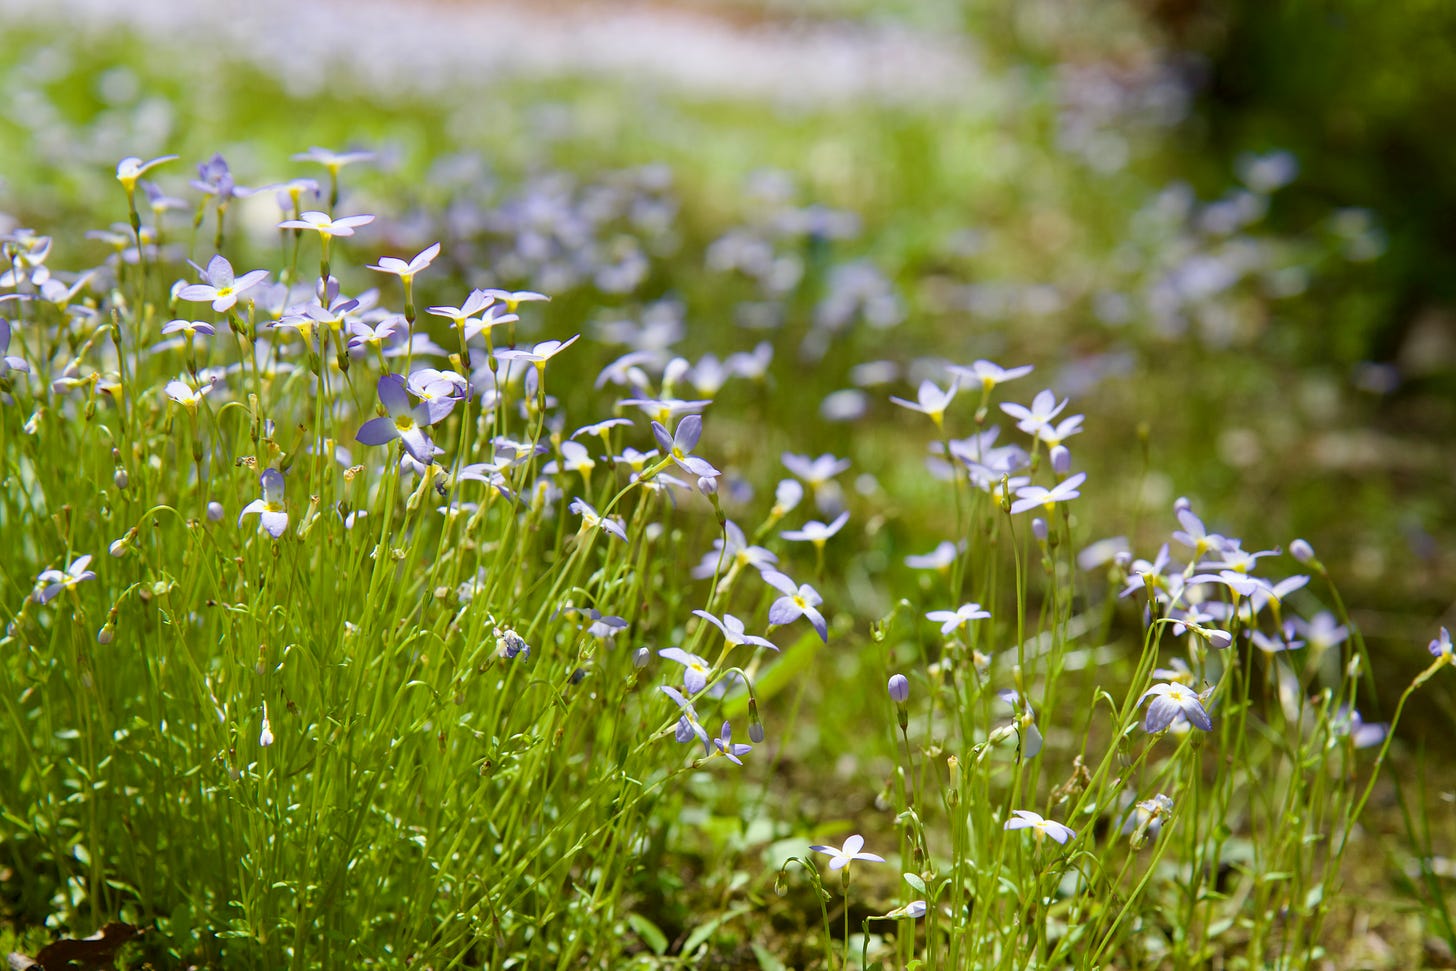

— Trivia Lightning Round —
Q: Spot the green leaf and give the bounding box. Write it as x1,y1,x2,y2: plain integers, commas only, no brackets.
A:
626,913,668,956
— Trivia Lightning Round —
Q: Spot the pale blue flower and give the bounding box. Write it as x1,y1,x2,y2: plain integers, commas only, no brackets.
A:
239,469,288,539
1005,809,1075,845
809,834,884,871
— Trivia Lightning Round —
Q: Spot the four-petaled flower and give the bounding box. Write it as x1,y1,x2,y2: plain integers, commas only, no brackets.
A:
367,242,441,282
1001,389,1068,439
356,373,453,465
480,288,550,313
495,336,581,370
659,647,713,693
1005,809,1076,845
763,570,827,642
116,154,179,193
949,359,1034,393
890,378,958,427
177,255,269,313
693,609,778,652
926,602,992,636
781,511,850,548
239,469,289,539
277,211,375,238
35,554,96,603
569,497,627,541
660,685,711,754
651,414,720,481
809,834,885,871
1010,472,1087,515
711,722,752,765
1138,682,1213,733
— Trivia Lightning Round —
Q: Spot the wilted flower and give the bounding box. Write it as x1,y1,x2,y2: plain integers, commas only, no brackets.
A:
660,685,711,754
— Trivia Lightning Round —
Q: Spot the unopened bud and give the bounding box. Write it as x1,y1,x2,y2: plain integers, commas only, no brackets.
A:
888,673,909,704
1049,444,1071,476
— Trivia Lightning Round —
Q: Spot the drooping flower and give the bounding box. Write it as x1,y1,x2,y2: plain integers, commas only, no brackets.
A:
239,469,289,539
659,647,713,694
660,685,711,754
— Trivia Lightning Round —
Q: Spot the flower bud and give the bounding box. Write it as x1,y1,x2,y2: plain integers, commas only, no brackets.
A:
1049,444,1071,476
1031,517,1048,543
1290,538,1316,563
887,673,910,704
97,623,115,645
207,500,224,522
